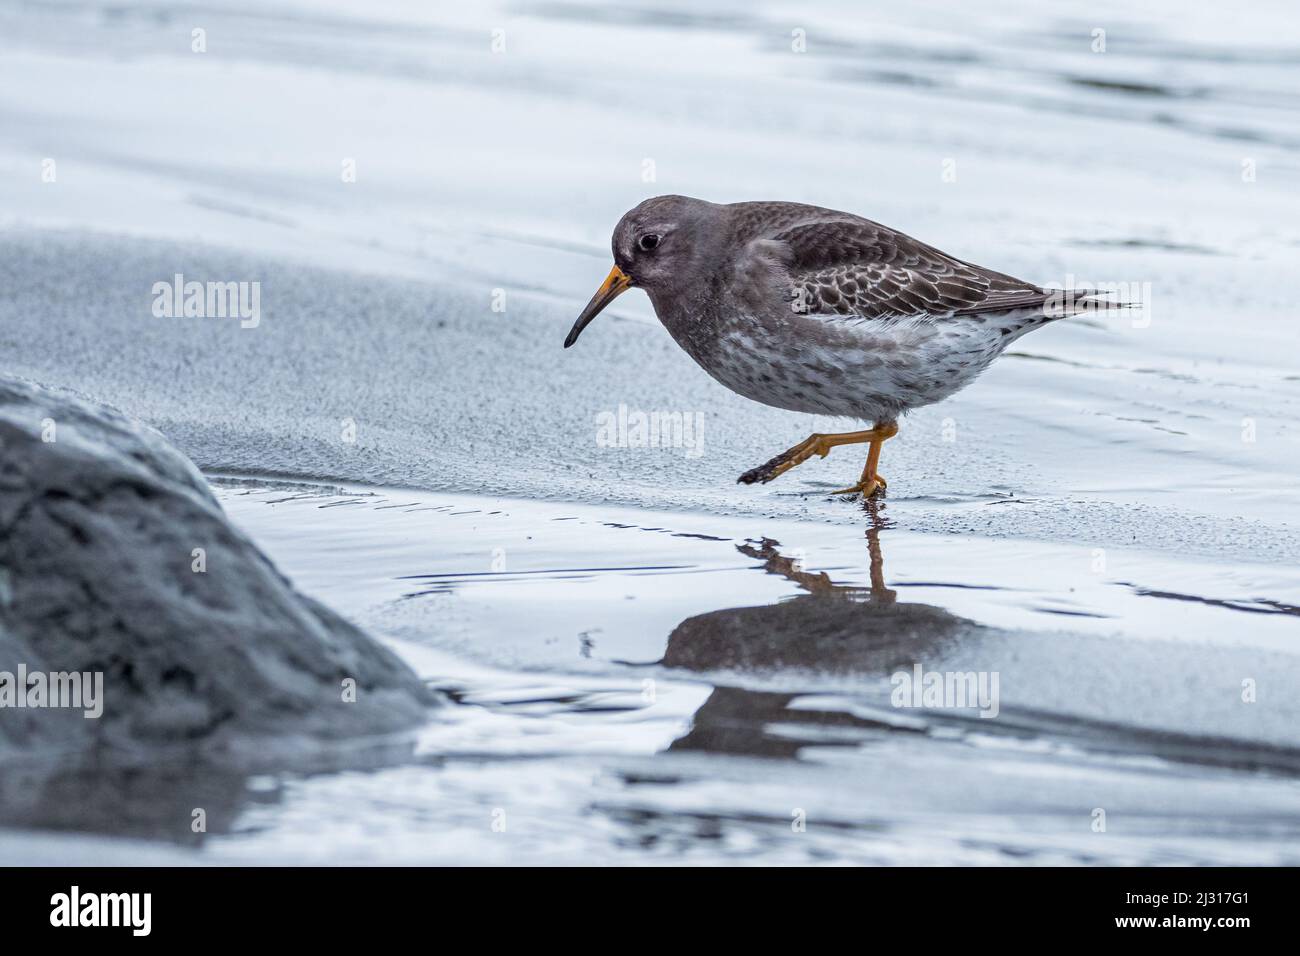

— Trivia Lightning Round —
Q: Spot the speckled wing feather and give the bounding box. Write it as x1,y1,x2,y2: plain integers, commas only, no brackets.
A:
768,218,1050,320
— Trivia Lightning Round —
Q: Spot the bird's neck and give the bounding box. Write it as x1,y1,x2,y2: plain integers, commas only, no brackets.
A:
647,283,725,366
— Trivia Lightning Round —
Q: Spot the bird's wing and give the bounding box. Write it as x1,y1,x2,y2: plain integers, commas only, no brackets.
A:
755,218,1051,320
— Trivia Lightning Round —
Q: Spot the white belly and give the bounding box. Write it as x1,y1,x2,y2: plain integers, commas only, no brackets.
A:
700,313,1020,421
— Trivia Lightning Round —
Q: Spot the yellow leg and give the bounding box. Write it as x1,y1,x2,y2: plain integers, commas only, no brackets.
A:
830,422,899,497
738,422,898,491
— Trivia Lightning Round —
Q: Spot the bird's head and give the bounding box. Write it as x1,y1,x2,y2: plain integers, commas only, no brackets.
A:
564,195,718,348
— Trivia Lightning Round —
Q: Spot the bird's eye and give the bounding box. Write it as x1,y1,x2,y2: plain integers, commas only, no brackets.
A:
638,234,661,251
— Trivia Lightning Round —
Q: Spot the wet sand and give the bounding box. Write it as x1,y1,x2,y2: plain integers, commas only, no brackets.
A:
12,478,1297,865
201,480,1300,864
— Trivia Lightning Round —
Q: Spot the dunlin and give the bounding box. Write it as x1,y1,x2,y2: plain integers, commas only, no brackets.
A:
565,195,1118,496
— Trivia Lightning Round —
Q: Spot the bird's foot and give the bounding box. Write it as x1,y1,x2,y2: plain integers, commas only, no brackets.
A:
830,474,887,498
737,434,833,485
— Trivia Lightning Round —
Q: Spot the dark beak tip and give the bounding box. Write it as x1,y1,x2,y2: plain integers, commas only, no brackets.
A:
565,265,630,351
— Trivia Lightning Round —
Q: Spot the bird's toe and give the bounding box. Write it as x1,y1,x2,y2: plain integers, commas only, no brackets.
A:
738,454,790,485
829,477,886,498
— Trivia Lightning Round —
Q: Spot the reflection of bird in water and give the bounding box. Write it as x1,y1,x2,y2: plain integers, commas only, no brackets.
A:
740,518,895,605
663,508,984,757
663,507,981,676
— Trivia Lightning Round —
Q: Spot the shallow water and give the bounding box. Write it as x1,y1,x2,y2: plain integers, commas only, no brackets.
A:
1,0,1298,863
204,480,1300,865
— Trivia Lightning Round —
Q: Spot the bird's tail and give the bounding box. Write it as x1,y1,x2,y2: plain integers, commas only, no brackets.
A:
1041,286,1138,320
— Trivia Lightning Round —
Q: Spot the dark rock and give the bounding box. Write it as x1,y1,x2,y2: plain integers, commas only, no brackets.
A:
0,377,433,758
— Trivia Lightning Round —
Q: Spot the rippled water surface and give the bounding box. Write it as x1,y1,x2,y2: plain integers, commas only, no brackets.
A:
188,481,1300,865
1,0,1298,863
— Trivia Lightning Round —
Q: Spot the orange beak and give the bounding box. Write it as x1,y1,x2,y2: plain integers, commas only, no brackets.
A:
564,265,633,348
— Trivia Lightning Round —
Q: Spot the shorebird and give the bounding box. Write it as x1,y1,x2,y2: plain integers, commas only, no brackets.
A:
564,195,1117,496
